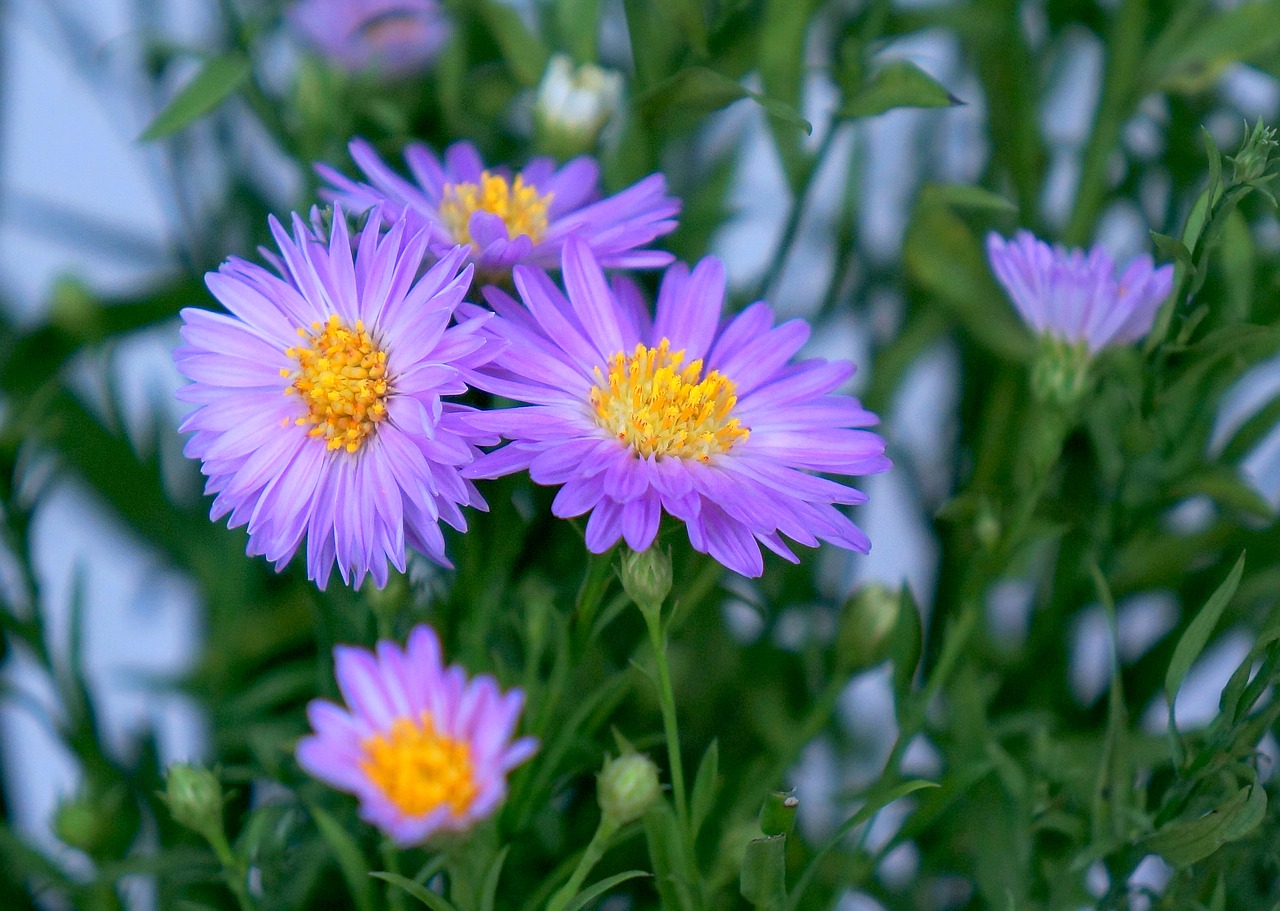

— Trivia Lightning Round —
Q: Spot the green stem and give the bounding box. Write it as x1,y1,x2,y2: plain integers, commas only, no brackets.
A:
381,841,408,911
640,602,688,829
1063,0,1148,246
207,826,255,911
546,815,620,911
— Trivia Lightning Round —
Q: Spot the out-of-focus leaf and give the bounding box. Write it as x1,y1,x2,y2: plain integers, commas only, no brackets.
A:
643,803,696,911
310,805,375,911
475,0,548,86
561,871,650,911
1147,784,1267,867
1151,231,1193,269
555,0,602,63
371,872,461,911
839,60,960,119
760,0,819,188
140,54,250,141
739,834,786,911
479,846,509,911
635,67,810,134
1165,553,1245,712
757,790,797,839
891,584,924,705
689,739,719,842
1169,469,1272,519
653,0,707,54
1147,2,1280,94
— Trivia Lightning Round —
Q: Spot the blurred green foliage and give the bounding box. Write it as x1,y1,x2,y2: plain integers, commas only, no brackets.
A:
5,1,1280,910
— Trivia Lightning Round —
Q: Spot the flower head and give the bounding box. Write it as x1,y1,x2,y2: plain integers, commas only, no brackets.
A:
460,241,890,578
297,625,536,845
289,0,451,77
987,230,1174,353
174,207,495,589
318,138,680,275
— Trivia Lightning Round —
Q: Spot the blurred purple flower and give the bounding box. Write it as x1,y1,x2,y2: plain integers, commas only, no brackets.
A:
459,241,890,578
318,138,680,275
297,625,536,845
987,230,1174,352
289,0,451,77
174,208,495,589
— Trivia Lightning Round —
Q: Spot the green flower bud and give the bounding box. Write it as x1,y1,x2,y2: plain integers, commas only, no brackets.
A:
162,763,225,839
598,753,662,825
619,547,673,611
836,585,901,673
53,780,138,858
1030,336,1092,408
1228,119,1278,185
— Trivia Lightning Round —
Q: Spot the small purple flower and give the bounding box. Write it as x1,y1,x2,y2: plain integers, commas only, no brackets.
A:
297,625,537,845
289,0,451,77
318,138,680,275
987,230,1174,352
459,241,891,578
174,208,496,589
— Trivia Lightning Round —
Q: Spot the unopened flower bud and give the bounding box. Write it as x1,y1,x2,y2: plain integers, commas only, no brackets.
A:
535,55,624,159
598,753,661,825
1228,119,1278,185
837,584,901,673
1030,336,1092,407
620,547,673,611
53,780,138,858
162,763,225,839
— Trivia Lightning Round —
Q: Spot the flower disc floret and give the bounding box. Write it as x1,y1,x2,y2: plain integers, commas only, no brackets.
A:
285,316,389,452
297,626,537,846
361,713,478,817
590,340,748,461
440,173,552,247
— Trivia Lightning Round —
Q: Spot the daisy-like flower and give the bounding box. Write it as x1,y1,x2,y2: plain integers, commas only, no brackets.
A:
297,625,537,845
289,0,451,78
459,240,891,578
317,138,680,275
174,207,494,589
987,230,1174,352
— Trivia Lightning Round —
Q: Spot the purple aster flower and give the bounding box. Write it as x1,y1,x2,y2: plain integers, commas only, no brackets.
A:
174,207,496,589
289,0,451,78
987,230,1174,352
317,138,680,275
297,625,537,845
458,240,891,578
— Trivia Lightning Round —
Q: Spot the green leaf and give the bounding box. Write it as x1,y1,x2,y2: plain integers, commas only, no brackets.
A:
1147,785,1267,867
689,739,719,842
370,872,460,911
310,806,375,911
635,67,811,134
475,0,548,86
139,54,251,141
561,870,650,911
1150,231,1193,269
757,790,798,839
739,834,786,911
1165,553,1246,710
839,60,960,119
478,846,509,911
652,0,707,55
555,0,602,63
1148,2,1280,94
891,584,924,704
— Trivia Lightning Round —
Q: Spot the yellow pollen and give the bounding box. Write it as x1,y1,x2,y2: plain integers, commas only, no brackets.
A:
283,314,390,454
439,172,553,247
589,339,749,462
359,713,479,818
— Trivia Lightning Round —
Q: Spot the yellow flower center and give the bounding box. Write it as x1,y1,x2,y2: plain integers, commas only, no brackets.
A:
589,339,749,462
439,172,553,247
282,315,389,454
359,713,479,818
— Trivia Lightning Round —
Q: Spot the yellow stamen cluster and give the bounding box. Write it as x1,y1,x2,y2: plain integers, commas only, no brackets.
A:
360,713,479,818
590,339,749,462
439,172,553,247
282,315,389,454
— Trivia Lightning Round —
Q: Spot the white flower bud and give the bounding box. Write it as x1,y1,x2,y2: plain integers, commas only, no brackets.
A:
535,55,624,158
